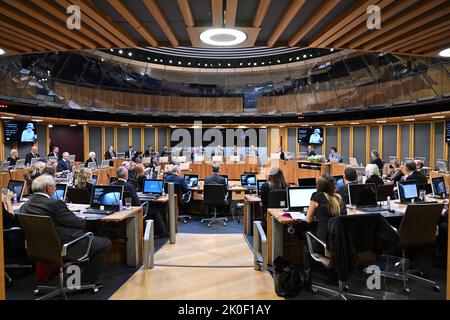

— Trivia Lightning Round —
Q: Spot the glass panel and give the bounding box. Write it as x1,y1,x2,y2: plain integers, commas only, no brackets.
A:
288,61,318,113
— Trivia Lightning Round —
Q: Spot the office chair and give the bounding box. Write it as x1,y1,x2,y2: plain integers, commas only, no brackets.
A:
201,184,228,227
396,203,443,294
164,182,192,223
3,226,32,287
16,213,98,300
141,201,150,220
267,189,287,208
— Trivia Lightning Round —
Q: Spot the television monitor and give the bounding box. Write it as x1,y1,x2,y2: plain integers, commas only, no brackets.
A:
298,127,323,145
446,121,450,143
431,177,447,197
348,184,377,207
287,187,316,211
298,177,317,187
240,174,256,188
184,174,199,188
3,120,38,142
90,185,123,209
143,179,164,194
397,181,419,203
51,184,68,201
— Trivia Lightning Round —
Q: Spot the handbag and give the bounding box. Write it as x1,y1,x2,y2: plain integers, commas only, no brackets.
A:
272,256,303,297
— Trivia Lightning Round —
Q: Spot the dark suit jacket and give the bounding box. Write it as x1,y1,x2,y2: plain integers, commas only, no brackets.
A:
280,152,285,160
85,158,98,168
365,175,384,187
48,152,61,161
57,159,72,172
125,150,135,159
111,179,141,206
165,174,190,194
405,170,428,184
25,152,40,165
144,150,154,157
307,151,316,157
104,150,116,160
371,158,384,171
19,194,86,245
204,173,227,186
6,156,19,166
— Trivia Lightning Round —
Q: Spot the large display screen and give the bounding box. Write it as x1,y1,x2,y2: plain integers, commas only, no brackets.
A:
446,121,450,143
298,127,323,145
4,120,38,142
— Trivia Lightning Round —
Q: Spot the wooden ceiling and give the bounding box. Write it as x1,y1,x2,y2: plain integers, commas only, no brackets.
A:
0,0,449,57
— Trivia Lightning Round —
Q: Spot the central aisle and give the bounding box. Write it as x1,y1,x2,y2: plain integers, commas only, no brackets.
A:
110,233,282,300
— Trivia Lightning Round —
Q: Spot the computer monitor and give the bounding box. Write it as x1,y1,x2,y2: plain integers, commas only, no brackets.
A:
1,161,10,172
100,160,110,168
348,183,377,207
333,175,345,186
256,179,266,196
287,186,316,211
91,175,98,186
298,177,317,188
159,156,169,164
14,159,25,170
431,177,447,197
376,184,395,202
68,155,76,162
65,187,91,204
437,161,448,173
143,179,164,194
90,185,123,209
220,175,228,185
51,184,68,201
184,174,199,188
7,180,25,201
48,156,58,162
87,162,97,170
241,174,256,188
30,158,39,167
142,157,151,165
397,180,419,203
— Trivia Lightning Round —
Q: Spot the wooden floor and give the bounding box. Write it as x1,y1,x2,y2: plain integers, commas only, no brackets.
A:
110,233,282,300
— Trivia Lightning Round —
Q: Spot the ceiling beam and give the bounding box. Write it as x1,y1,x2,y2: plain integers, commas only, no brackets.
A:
308,0,377,47
30,0,112,48
413,38,450,55
143,0,178,46
69,0,137,47
288,0,340,47
267,0,306,47
3,0,96,49
0,4,82,50
177,0,195,27
253,0,271,28
225,0,238,27
106,0,157,47
212,0,223,27
325,0,396,48
402,31,450,53
1,28,48,52
0,36,34,52
349,0,447,49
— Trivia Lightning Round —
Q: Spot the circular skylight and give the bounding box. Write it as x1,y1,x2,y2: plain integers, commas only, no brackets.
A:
199,28,247,46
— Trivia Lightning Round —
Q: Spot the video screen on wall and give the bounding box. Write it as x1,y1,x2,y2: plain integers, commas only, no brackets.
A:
298,127,323,145
4,120,38,143
446,121,450,143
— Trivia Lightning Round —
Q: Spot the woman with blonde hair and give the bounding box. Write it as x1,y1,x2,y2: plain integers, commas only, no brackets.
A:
365,163,384,186
134,163,146,192
75,168,94,192
30,160,45,180
7,148,19,166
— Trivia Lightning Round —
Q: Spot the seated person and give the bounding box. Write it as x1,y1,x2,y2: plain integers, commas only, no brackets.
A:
436,199,448,263
134,164,146,192
30,161,45,181
370,150,384,171
111,166,141,206
74,168,94,193
307,145,316,157
385,159,404,183
204,164,227,187
7,148,20,166
48,146,61,161
85,151,98,168
132,151,143,163
104,146,116,160
260,167,289,220
336,167,358,204
328,147,341,163
2,190,26,259
402,160,427,184
304,174,347,289
365,164,384,187
57,152,72,173
41,165,58,178
128,161,137,180
165,165,190,194
415,160,425,173
20,175,111,285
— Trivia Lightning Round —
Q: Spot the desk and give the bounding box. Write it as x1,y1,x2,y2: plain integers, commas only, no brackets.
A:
91,167,115,185
181,162,259,180
430,171,450,191
244,194,261,236
264,160,330,184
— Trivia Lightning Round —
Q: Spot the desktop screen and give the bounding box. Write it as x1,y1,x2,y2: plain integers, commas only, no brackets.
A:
91,186,123,207
288,187,316,209
51,184,67,201
7,180,24,199
241,174,256,188
348,184,377,207
257,180,266,195
143,180,164,194
298,178,317,187
432,177,447,196
398,181,419,201
184,175,199,188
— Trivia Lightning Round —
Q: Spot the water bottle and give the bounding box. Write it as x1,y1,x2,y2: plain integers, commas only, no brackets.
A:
13,194,17,205
119,201,124,211
387,196,391,212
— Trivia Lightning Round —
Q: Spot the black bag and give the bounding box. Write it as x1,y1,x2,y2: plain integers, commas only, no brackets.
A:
273,256,303,297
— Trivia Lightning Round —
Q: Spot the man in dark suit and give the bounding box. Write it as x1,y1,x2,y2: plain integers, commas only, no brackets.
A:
111,166,141,206
336,167,358,204
56,152,72,172
403,160,427,184
307,145,316,157
25,146,40,165
47,146,61,161
204,164,227,187
125,146,135,160
20,175,111,285
104,146,116,160
144,145,154,157
165,165,190,194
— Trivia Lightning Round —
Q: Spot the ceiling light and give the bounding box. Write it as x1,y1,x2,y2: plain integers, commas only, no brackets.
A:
432,115,445,119
145,124,153,127
154,59,158,62
48,124,53,128
118,50,123,54
199,28,247,46
303,55,307,58
277,60,281,63
178,61,182,65
350,122,360,125
330,48,334,52
169,60,172,63
296,57,300,60
376,120,387,123
238,125,247,128
301,124,309,127
110,49,114,52
239,62,243,66
438,48,450,57
128,52,132,57
188,62,192,66
120,123,128,127
1,116,14,119
78,122,88,125
70,124,76,127
32,119,43,122
403,118,415,122
227,63,231,66
325,123,334,126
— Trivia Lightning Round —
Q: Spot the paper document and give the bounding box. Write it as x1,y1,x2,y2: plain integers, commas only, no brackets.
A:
286,212,307,221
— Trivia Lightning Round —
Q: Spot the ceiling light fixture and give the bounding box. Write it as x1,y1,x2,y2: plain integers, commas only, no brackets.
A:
199,28,247,46
350,122,360,125
403,118,415,122
376,120,387,123
431,115,445,119
438,48,450,57
1,116,13,119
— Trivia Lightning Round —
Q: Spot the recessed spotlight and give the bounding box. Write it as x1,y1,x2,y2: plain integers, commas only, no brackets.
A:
248,62,251,66
438,48,450,57
432,115,445,119
289,58,292,61
128,52,132,56
376,120,387,123
227,63,231,66
301,124,309,127
160,59,163,62
303,54,307,58
188,62,191,66
277,60,280,63
78,122,88,125
48,124,53,128
32,119,43,122
205,64,208,67
110,49,114,52
218,63,221,66
70,124,76,127
199,28,247,46
403,118,415,122
118,50,123,54
330,48,334,52
239,62,243,66
178,61,182,65
120,123,129,127
296,57,300,60
309,54,313,57
169,60,172,63
350,122,360,125
154,59,158,62
325,123,334,126
145,124,153,127
147,57,150,60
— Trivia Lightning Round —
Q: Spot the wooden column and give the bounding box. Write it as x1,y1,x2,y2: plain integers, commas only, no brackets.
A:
83,125,89,160
396,124,401,159
365,125,370,165
430,122,435,167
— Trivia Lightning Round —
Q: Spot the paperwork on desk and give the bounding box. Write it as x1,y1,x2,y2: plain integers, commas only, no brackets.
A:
282,212,307,221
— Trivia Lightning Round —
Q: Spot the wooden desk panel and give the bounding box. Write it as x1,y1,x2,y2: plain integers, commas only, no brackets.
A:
187,162,258,180
92,167,115,185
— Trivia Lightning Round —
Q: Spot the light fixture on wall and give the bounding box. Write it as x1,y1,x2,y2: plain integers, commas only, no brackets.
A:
438,48,450,57
200,28,247,46
0,48,5,55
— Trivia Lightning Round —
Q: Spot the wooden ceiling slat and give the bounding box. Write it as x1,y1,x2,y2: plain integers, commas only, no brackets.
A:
326,0,397,48
225,0,238,27
69,0,137,47
142,0,179,46
177,0,195,27
30,0,112,49
0,36,34,52
0,20,65,51
0,4,81,50
399,30,450,53
1,28,48,52
55,0,126,48
412,37,450,55
253,0,271,28
4,0,96,49
308,0,377,47
212,0,223,27
267,0,306,47
288,0,341,47
349,0,447,49
106,0,157,47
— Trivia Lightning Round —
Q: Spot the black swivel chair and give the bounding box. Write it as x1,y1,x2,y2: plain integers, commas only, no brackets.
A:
164,182,192,223
201,184,228,227
396,203,443,294
267,189,287,208
3,225,32,287
16,213,98,300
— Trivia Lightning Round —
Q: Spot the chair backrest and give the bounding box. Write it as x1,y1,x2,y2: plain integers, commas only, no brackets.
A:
141,201,150,219
164,182,183,204
16,213,62,266
267,189,287,208
399,203,444,249
203,184,227,206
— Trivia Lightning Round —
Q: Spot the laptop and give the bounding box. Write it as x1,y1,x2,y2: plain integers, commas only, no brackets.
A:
1,161,10,172
100,160,110,168
333,175,345,186
14,159,26,170
116,152,125,159
48,156,58,162
159,156,169,164
184,174,199,188
193,155,204,162
50,184,68,201
91,175,98,186
349,157,358,167
348,183,380,212
431,177,447,198
286,186,316,213
68,155,76,162
241,174,256,190
66,187,91,204
298,177,317,187
437,161,448,173
139,179,164,200
397,180,420,204
87,162,97,170
212,155,223,162
86,185,124,215
30,158,39,167
256,179,266,196
376,184,395,202
142,157,151,165
7,180,25,201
